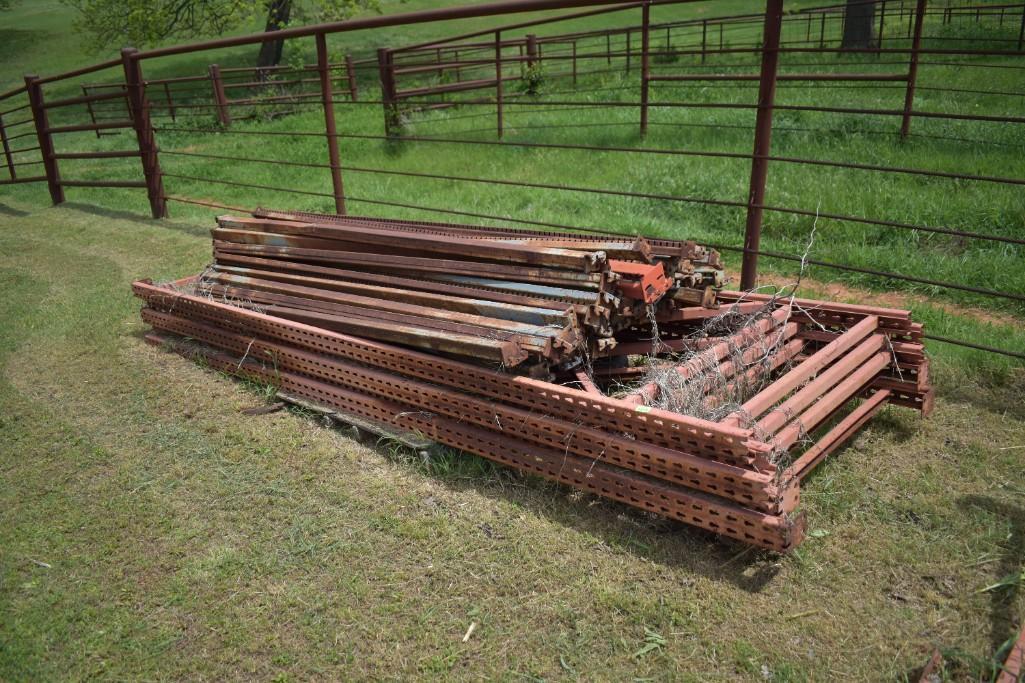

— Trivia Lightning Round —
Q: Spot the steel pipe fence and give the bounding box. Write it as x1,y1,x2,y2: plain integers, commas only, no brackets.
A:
1,0,1024,360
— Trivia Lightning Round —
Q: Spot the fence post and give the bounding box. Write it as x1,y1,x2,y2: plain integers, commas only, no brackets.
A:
120,49,167,218
572,40,577,85
163,82,176,122
316,33,346,215
377,48,398,136
23,75,64,205
640,3,651,136
900,0,927,138
701,19,707,63
345,53,359,101
495,31,504,139
208,63,231,127
878,0,886,52
739,0,783,291
1018,5,1025,50
0,113,16,180
526,33,538,70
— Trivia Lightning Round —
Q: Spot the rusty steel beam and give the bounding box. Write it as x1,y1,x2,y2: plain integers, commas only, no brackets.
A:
146,328,803,551
755,334,886,436
217,216,619,271
772,350,891,449
789,389,891,480
724,314,880,427
143,307,795,513
133,281,769,469
210,252,579,312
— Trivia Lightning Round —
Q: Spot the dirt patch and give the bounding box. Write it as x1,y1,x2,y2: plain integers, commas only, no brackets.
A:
758,273,1021,329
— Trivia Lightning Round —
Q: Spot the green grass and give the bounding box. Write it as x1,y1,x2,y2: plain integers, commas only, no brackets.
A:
0,200,1023,681
2,2,1025,679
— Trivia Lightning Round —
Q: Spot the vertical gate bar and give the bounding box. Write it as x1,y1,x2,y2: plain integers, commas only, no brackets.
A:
1018,4,1025,50
739,0,783,291
900,0,927,138
878,0,886,52
806,13,812,42
316,33,346,215
377,48,397,137
209,63,231,127
23,75,63,205
910,4,917,35
436,47,444,78
495,31,504,139
163,82,176,121
454,49,461,80
640,3,651,135
701,19,707,63
571,40,578,85
820,12,826,46
626,30,631,71
346,54,359,101
0,112,16,180
720,21,724,49
121,49,167,218
607,33,612,64
82,85,101,138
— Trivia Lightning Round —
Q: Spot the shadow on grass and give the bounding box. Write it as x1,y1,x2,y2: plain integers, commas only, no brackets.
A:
960,495,1025,656
62,202,209,238
376,440,783,593
939,371,1025,422
0,203,31,218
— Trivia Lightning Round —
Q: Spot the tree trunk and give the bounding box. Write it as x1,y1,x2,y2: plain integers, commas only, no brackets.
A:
256,0,293,68
841,0,876,49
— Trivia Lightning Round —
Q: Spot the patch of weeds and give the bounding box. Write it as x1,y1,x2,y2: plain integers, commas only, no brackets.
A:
652,37,679,64
632,627,666,659
518,64,545,95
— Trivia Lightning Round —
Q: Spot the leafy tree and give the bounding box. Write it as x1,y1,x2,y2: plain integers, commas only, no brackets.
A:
62,0,379,67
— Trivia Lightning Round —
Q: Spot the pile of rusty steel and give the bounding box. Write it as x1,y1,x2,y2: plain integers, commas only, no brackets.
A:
134,211,932,552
